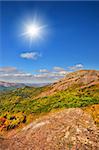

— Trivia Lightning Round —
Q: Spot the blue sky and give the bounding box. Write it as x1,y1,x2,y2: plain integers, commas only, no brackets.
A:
0,1,99,83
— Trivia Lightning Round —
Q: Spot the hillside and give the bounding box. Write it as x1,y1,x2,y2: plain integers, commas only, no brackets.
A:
37,70,99,98
0,70,99,138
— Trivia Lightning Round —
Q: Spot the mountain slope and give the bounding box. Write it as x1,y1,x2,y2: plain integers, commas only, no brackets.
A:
37,70,99,98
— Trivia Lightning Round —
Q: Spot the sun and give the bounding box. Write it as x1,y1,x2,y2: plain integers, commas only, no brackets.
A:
20,21,47,47
26,24,41,38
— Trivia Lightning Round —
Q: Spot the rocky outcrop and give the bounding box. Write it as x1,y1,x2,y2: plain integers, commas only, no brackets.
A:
1,108,99,150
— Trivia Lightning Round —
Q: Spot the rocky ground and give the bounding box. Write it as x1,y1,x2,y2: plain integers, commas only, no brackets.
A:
0,108,99,150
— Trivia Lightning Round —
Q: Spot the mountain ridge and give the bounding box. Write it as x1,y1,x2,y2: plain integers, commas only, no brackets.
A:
36,70,99,98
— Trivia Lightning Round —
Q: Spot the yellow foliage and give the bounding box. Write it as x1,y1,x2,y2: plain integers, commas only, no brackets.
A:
83,104,99,126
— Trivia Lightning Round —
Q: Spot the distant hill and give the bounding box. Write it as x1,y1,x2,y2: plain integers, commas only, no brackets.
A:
0,81,50,91
25,82,50,87
0,81,25,91
0,81,25,87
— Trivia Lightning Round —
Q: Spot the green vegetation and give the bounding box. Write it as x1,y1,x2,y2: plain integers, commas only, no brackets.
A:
0,86,17,92
0,84,99,130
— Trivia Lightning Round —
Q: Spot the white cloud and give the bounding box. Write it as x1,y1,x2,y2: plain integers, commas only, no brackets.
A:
69,64,84,71
0,67,17,73
37,69,49,73
53,66,65,72
20,52,41,60
58,70,68,75
13,73,32,77
0,67,30,78
0,64,84,83
53,66,68,75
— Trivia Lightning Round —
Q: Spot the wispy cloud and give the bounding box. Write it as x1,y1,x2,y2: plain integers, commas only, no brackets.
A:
53,66,68,75
68,64,84,71
37,69,49,73
0,66,66,83
0,67,17,73
20,52,41,60
0,67,22,74
0,64,84,83
53,66,65,72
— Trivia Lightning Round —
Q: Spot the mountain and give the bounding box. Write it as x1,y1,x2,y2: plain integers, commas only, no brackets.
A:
37,70,99,98
0,81,25,87
25,82,50,87
0,81,25,91
1,69,98,92
0,81,50,91
0,69,98,114
0,70,99,149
